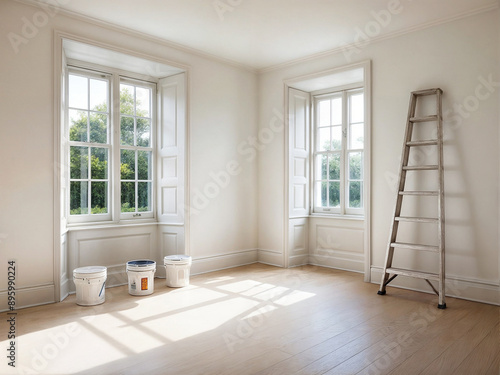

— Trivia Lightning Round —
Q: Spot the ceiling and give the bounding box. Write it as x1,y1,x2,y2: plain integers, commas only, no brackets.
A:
36,0,497,70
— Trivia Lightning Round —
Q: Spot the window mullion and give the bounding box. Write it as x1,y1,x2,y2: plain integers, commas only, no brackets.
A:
135,150,138,213
341,91,347,215
112,73,121,221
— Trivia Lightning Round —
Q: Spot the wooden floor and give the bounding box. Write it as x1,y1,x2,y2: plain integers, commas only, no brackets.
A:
1,264,498,375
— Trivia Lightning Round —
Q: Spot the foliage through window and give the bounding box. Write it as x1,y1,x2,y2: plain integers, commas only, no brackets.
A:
66,69,155,223
313,89,364,215
120,82,153,215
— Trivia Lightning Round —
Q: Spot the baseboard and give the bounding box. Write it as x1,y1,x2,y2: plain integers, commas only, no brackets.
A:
0,284,55,312
258,249,284,267
190,249,259,275
288,254,309,267
309,252,364,273
371,266,500,306
60,277,70,302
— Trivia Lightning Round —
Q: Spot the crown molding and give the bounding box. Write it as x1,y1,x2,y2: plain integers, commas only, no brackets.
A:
14,0,258,74
258,3,499,74
11,1,498,75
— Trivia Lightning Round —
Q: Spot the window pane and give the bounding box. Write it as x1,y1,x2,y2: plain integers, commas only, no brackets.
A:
121,182,135,212
350,123,364,149
121,149,135,180
138,151,152,180
349,181,362,208
90,79,108,111
138,182,151,212
70,146,88,179
349,152,363,180
329,182,340,207
316,154,328,180
137,118,151,147
315,181,327,207
90,113,108,144
332,126,342,150
91,148,108,179
69,109,88,142
136,87,150,118
318,127,330,151
120,116,134,146
331,97,342,125
120,84,135,115
319,100,330,126
91,182,107,214
70,181,88,215
350,93,364,123
68,75,88,109
329,154,341,180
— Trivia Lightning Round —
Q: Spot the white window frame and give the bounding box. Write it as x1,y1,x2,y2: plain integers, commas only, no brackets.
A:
312,86,364,216
117,77,156,221
65,63,157,224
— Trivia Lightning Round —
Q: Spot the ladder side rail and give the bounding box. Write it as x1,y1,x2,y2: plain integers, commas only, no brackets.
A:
437,89,446,308
379,93,417,293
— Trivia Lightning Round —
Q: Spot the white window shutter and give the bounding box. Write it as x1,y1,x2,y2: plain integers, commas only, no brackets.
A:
288,88,310,218
157,73,186,224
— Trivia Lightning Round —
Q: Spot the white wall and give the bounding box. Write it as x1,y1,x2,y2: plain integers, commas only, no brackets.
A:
258,10,499,304
0,1,258,309
0,2,497,309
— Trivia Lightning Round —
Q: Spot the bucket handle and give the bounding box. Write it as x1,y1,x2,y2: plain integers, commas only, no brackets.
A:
99,281,106,297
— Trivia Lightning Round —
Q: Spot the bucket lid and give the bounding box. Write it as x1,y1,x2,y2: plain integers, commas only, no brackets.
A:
73,266,107,279
127,260,156,271
164,255,192,265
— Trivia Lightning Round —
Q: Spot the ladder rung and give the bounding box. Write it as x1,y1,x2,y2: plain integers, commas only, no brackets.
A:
395,216,439,223
390,242,440,252
403,165,438,171
386,267,440,281
406,140,438,146
410,115,438,123
412,88,443,96
399,191,439,196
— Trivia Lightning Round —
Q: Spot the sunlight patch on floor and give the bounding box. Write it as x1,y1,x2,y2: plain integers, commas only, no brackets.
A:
273,290,316,306
1,322,127,374
141,296,261,342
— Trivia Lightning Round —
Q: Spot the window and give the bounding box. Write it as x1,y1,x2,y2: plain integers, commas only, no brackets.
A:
313,88,364,215
119,81,154,218
68,71,111,220
66,68,155,223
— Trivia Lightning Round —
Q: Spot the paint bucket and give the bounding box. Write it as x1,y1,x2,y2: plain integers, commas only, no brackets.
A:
164,255,192,287
126,260,156,296
73,266,107,306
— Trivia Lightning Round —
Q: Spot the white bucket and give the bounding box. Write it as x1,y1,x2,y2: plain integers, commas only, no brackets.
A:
164,255,192,287
73,266,107,306
126,260,156,296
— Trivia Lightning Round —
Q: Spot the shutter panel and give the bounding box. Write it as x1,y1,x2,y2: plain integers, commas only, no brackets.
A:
289,88,310,218
157,73,186,224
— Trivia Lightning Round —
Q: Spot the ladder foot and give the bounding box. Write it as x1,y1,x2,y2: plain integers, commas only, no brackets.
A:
437,303,446,309
377,290,386,295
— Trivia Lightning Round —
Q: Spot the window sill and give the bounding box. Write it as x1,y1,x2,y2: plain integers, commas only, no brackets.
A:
66,218,159,232
309,213,364,221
